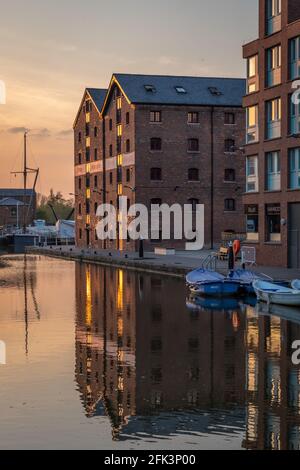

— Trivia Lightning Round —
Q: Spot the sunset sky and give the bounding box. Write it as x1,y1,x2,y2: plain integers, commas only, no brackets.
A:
0,0,258,197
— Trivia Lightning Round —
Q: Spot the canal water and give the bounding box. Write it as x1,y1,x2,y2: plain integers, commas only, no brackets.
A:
0,254,300,450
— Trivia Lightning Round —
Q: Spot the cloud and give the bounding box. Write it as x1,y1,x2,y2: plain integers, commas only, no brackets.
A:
8,126,28,134
31,128,51,138
58,129,73,136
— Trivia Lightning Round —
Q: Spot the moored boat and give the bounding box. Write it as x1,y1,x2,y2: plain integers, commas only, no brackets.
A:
186,268,224,286
227,269,269,294
253,280,300,307
291,279,300,290
189,279,240,297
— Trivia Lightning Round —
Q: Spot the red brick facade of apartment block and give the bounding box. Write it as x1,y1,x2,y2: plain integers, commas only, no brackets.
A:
74,75,246,252
243,0,300,267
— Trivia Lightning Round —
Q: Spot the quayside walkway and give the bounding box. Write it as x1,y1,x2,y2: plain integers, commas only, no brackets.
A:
26,245,300,280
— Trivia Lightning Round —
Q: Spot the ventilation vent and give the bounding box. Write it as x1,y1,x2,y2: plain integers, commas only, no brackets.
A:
208,86,223,96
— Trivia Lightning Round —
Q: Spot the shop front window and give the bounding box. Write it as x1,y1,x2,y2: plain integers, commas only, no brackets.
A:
266,204,281,242
245,205,259,241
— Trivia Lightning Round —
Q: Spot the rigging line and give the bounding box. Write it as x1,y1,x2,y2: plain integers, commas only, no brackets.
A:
9,136,24,182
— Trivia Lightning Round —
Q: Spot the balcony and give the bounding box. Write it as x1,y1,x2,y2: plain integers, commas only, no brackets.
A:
247,76,259,94
266,120,281,140
266,67,281,87
246,126,259,144
266,14,281,36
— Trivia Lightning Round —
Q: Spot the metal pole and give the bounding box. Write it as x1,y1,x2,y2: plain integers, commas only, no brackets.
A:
23,132,27,233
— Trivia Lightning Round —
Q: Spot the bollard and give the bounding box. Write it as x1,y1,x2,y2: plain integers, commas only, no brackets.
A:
139,238,144,259
228,242,234,271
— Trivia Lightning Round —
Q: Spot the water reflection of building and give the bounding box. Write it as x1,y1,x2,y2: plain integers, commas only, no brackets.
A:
75,263,246,439
75,263,300,448
245,306,300,450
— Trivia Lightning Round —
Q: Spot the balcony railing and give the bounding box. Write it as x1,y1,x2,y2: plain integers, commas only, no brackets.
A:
266,67,281,87
266,14,281,36
246,126,259,144
247,76,259,94
266,120,281,140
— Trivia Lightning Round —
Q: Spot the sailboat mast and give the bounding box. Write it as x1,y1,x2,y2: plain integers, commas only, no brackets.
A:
23,131,27,233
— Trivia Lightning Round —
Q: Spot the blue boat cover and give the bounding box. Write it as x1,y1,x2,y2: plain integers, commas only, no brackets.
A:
227,269,266,284
186,268,224,285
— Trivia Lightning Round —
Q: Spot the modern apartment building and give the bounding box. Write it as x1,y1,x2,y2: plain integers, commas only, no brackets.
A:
243,0,300,267
74,74,246,251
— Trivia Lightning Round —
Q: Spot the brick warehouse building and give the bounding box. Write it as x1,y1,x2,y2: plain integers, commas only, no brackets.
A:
74,74,246,251
243,0,300,267
0,189,36,230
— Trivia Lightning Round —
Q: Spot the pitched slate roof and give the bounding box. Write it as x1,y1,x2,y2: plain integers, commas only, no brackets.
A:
86,88,107,112
0,189,35,198
114,73,246,107
0,197,25,206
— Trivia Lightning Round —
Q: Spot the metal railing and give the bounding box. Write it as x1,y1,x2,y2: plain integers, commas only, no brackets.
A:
202,254,217,271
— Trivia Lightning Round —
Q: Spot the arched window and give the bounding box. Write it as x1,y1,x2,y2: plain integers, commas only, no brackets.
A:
225,139,235,152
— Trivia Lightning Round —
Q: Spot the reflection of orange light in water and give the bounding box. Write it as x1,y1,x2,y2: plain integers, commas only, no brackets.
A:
232,312,240,331
118,317,124,336
86,267,92,326
117,269,124,310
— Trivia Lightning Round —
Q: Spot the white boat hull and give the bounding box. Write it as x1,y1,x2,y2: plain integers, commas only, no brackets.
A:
253,280,300,307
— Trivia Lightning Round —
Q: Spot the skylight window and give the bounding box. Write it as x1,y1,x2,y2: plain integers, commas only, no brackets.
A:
175,86,187,94
208,86,223,96
144,85,156,93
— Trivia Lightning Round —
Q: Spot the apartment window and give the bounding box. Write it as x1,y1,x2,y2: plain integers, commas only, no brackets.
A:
225,139,235,153
126,139,131,153
117,166,122,183
265,151,281,191
266,204,281,242
94,202,98,215
126,112,130,125
246,156,258,192
109,144,113,157
94,175,98,188
86,148,90,162
109,172,113,185
86,175,90,188
246,105,259,143
266,98,281,139
188,138,199,152
224,168,236,182
245,204,259,241
78,178,82,190
116,109,122,125
188,168,199,181
289,94,300,135
224,199,236,211
94,127,98,137
150,138,162,151
150,111,162,123
78,153,82,165
247,55,259,94
266,0,282,36
289,36,300,80
85,123,90,137
225,113,235,125
126,168,131,182
78,132,82,143
79,228,82,239
151,168,162,181
266,45,281,87
109,119,113,131
78,203,82,216
289,148,300,189
94,148,98,161
188,112,199,124
188,198,199,211
86,200,90,215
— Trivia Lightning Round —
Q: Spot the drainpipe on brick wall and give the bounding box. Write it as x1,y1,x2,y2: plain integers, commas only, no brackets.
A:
210,107,215,250
102,118,107,250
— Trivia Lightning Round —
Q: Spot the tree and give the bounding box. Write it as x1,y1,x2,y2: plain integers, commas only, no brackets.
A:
36,190,74,224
